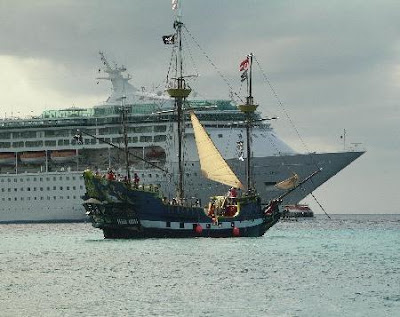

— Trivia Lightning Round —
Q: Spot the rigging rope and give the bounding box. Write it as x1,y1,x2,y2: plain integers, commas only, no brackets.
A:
254,56,330,219
183,25,244,104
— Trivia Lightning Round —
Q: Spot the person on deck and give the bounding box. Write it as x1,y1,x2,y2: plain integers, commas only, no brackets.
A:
228,187,237,198
106,168,115,181
133,173,140,188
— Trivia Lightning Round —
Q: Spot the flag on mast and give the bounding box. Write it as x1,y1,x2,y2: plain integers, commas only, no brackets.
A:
162,34,175,44
240,69,248,82
239,57,249,71
172,0,178,10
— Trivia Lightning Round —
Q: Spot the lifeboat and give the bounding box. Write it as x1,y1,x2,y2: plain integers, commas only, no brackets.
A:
145,147,166,160
0,153,16,165
50,150,77,163
20,151,46,165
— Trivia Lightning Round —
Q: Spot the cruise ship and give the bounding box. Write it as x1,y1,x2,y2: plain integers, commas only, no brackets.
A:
0,53,364,223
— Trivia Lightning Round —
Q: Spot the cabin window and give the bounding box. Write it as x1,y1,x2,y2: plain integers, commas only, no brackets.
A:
53,186,56,190
129,126,152,133
154,125,167,132
26,141,43,147
166,221,171,228
13,141,24,147
140,136,152,142
45,140,56,146
218,134,223,138
154,135,166,142
206,224,211,229
180,222,184,229
7,188,11,192
0,142,11,148
45,130,69,137
0,132,11,139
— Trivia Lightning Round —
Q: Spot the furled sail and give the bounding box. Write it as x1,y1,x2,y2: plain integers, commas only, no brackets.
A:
275,173,299,190
190,111,244,189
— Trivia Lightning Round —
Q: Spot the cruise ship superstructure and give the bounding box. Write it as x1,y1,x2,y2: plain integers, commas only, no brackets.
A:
0,54,364,223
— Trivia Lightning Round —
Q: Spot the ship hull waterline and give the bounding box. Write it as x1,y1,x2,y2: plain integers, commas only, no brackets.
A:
82,171,281,239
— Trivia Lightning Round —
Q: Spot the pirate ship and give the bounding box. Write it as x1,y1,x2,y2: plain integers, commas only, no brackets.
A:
81,1,318,238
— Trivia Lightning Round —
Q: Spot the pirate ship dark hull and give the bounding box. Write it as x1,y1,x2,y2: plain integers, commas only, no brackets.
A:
82,171,281,239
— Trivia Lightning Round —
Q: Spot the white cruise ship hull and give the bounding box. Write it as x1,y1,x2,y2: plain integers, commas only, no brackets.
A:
0,151,363,223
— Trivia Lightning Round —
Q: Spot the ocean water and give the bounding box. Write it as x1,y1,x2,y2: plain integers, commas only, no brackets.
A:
1,214,399,317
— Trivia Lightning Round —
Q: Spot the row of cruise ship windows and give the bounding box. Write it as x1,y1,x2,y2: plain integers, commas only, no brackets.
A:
1,176,80,182
2,196,78,202
0,126,168,140
1,185,83,192
0,135,167,148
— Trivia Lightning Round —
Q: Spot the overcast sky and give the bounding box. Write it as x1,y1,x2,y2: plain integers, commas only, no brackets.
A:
0,0,399,214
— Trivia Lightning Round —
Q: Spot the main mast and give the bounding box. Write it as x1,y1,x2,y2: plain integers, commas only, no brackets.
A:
239,53,257,192
120,96,131,181
167,1,191,201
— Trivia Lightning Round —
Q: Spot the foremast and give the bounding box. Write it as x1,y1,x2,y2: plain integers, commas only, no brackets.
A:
239,53,258,193
166,1,191,201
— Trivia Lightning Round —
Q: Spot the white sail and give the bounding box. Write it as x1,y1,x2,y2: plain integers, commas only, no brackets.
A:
190,111,244,189
275,173,299,190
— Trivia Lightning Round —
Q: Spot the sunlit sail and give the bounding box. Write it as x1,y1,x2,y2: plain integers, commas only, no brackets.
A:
275,173,299,190
190,111,244,189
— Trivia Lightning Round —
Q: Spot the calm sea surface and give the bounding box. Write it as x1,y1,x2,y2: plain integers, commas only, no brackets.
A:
1,214,399,317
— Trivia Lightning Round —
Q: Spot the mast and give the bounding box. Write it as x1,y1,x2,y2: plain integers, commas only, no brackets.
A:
239,53,257,193
120,96,131,181
167,0,191,201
